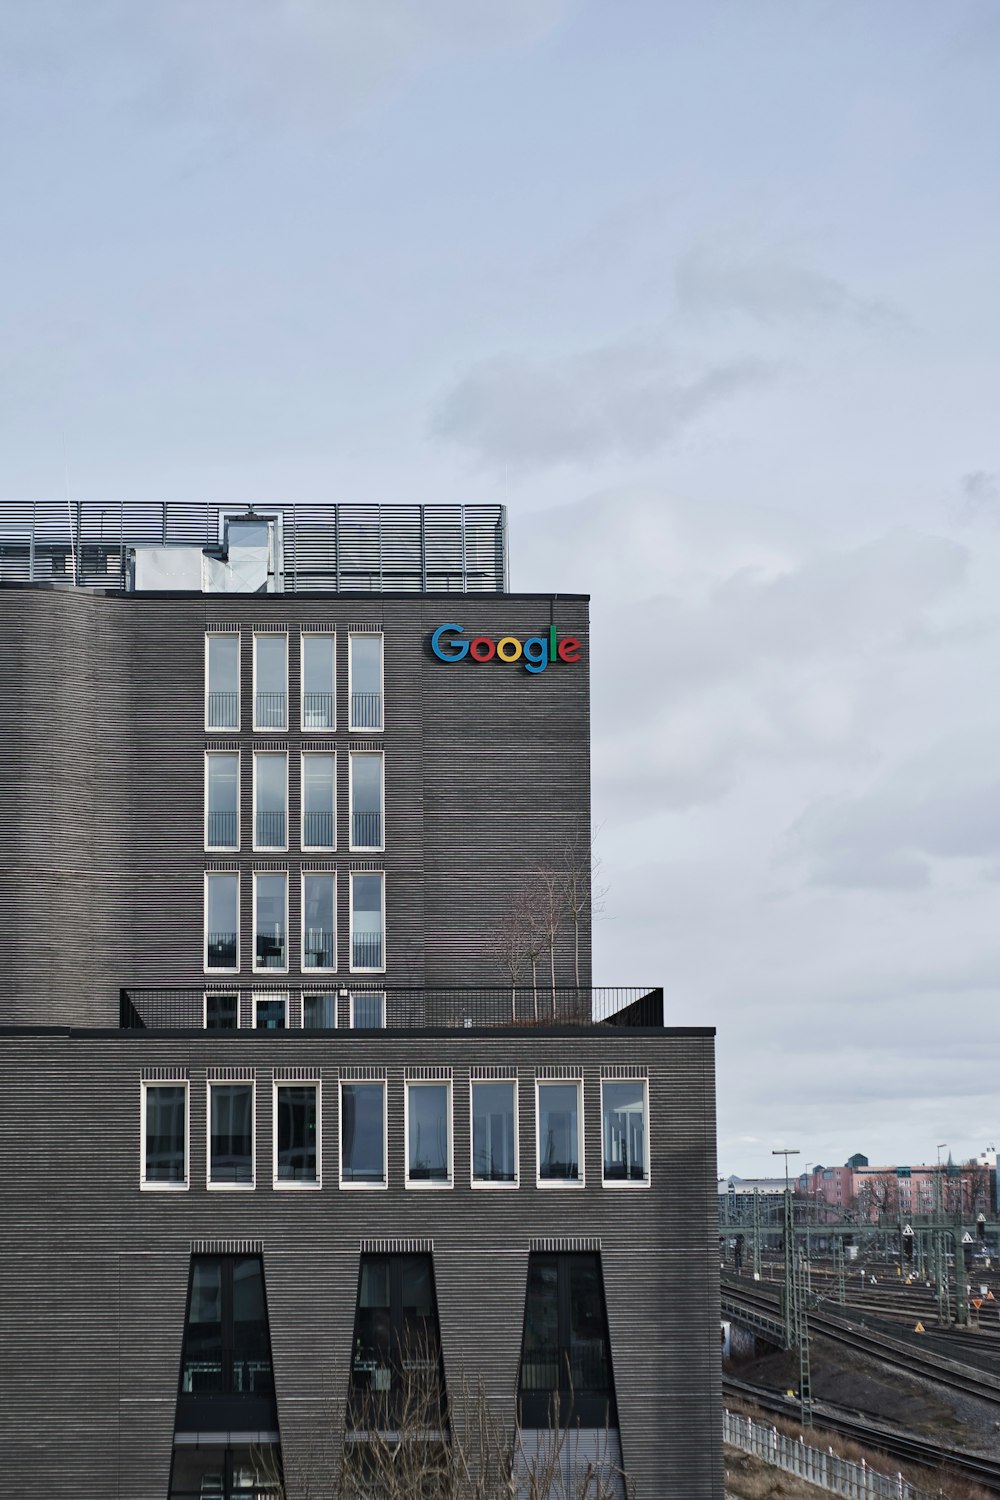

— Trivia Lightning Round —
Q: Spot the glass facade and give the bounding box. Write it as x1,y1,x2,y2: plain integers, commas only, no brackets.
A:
340,1082,385,1185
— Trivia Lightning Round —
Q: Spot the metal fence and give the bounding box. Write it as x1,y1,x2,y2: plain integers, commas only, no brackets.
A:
723,1410,938,1500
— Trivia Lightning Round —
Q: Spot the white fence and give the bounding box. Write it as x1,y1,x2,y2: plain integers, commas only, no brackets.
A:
723,1410,942,1500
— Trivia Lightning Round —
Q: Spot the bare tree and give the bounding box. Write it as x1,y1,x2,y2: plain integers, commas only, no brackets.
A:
560,830,607,992
533,867,565,1017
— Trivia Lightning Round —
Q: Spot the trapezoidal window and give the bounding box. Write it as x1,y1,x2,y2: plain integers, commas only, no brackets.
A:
518,1253,617,1429
348,1254,446,1433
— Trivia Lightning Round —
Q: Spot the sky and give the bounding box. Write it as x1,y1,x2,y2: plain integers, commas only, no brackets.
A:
2,1,999,1179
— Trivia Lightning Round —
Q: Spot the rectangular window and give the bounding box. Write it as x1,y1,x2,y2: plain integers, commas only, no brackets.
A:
253,993,287,1029
303,991,336,1028
349,633,383,731
601,1079,649,1185
205,752,239,851
205,634,240,731
253,872,287,972
141,1082,189,1189
472,1080,518,1187
253,751,287,850
204,992,238,1029
274,1083,320,1188
340,1081,386,1187
205,873,239,972
301,633,335,730
350,871,385,972
301,752,336,850
349,751,384,851
253,634,287,731
302,873,336,971
537,1080,583,1186
350,990,385,1029
208,1083,255,1188
406,1082,452,1188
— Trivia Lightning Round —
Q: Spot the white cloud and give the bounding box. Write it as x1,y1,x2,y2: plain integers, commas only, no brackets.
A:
676,243,897,329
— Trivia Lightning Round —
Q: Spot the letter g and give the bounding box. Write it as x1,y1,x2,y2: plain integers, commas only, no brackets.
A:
431,623,469,662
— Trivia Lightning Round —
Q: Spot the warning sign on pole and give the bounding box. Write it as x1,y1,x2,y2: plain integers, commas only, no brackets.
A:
962,1231,974,1244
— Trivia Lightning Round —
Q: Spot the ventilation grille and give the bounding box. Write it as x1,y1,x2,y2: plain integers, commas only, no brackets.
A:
207,1066,256,1081
530,1237,602,1253
536,1066,582,1080
361,1238,433,1254
600,1065,648,1079
141,1066,190,1081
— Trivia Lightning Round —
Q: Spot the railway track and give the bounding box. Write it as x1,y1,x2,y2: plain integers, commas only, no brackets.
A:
723,1374,1000,1494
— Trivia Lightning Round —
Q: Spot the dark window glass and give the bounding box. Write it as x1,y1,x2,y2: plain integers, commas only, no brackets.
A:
254,998,286,1030
303,991,336,1028
276,1085,318,1183
349,1255,443,1429
351,990,385,1029
144,1085,186,1183
341,1083,385,1184
538,1082,580,1181
472,1081,516,1183
254,873,286,970
206,992,238,1029
518,1254,616,1428
176,1257,277,1445
210,1084,253,1184
406,1083,450,1183
602,1080,647,1182
170,1443,282,1500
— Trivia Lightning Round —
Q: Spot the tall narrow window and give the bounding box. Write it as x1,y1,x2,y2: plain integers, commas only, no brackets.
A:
205,752,239,851
142,1083,189,1189
205,873,239,972
253,872,287,972
302,873,336,970
340,1081,386,1187
472,1080,517,1186
406,1082,452,1188
348,1256,445,1431
206,634,240,730
301,633,335,730
274,1083,319,1187
350,872,384,972
301,753,335,850
518,1254,617,1429
253,634,287,731
303,992,336,1028
208,1083,255,1187
537,1080,583,1186
253,752,287,850
174,1255,277,1436
601,1079,649,1185
350,752,384,850
349,633,383,731
350,990,385,1029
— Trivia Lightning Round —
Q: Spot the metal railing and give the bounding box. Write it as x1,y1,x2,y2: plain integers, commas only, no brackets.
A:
254,691,287,729
255,810,286,848
520,1345,610,1392
302,811,334,848
120,986,663,1030
351,933,383,971
723,1411,937,1500
303,930,335,969
350,691,382,730
206,933,238,969
207,810,238,848
206,690,239,728
351,809,382,848
302,691,334,728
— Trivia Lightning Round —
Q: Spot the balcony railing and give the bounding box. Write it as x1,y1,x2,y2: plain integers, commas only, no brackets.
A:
206,932,238,969
302,810,334,848
255,810,286,848
303,930,335,969
206,690,239,729
120,985,663,1030
351,809,382,848
206,809,238,848
302,691,334,729
351,933,383,971
254,691,287,729
350,691,382,731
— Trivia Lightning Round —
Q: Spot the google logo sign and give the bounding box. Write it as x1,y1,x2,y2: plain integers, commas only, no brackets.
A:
430,623,582,675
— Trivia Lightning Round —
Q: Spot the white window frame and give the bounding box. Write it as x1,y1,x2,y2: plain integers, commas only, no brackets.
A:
348,750,385,852
273,1079,322,1191
203,990,240,1029
600,1078,651,1189
252,750,288,853
338,1079,388,1191
140,1080,190,1191
348,631,384,733
204,871,240,975
204,750,240,853
349,870,386,974
252,870,289,975
204,632,240,733
300,751,336,852
300,632,336,732
405,1080,454,1191
252,632,288,733
349,990,386,1029
252,990,289,1029
470,1077,519,1190
535,1078,585,1189
207,1080,256,1192
301,871,337,973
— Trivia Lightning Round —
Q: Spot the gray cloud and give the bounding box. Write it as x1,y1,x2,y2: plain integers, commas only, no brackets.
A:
949,470,1000,528
431,345,775,469
676,244,897,329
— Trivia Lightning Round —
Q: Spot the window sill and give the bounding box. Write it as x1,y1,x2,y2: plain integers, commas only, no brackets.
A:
340,1180,388,1191
273,1180,322,1191
140,1181,190,1192
207,1181,256,1192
